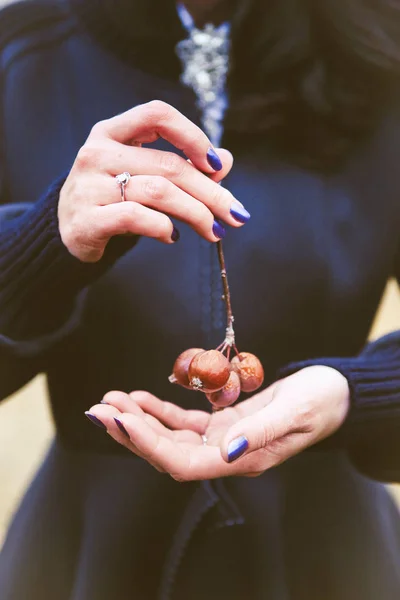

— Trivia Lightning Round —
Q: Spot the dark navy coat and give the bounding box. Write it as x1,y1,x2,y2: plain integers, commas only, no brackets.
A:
1,1,400,598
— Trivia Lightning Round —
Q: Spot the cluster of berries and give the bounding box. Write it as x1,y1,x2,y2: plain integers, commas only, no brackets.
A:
169,348,264,409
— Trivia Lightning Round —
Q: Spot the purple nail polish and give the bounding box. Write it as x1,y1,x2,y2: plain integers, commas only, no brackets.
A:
207,147,223,171
85,412,106,430
230,201,251,224
212,220,226,239
171,226,180,242
227,436,249,463
114,417,130,439
100,400,109,405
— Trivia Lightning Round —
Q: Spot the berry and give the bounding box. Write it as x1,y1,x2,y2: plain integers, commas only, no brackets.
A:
231,352,264,392
206,370,241,408
169,348,205,388
188,350,231,393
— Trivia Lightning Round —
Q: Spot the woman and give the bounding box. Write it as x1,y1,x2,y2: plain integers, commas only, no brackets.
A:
1,0,400,598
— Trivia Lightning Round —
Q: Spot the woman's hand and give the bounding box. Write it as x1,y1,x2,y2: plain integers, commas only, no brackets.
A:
86,366,350,480
59,100,249,263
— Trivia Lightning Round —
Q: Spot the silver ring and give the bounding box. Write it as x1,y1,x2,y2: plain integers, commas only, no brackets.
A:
115,172,131,202
201,434,208,446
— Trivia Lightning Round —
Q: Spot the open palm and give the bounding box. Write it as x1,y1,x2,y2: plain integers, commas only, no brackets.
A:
86,366,349,480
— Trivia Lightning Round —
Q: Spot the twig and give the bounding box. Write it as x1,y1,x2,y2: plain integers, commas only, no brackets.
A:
217,240,235,347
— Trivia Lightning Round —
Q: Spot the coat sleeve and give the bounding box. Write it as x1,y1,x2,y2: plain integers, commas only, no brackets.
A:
0,95,138,407
0,1,139,399
0,174,138,357
0,173,139,400
278,329,400,482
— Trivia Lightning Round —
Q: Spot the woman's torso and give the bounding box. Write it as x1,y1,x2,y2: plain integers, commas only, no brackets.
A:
1,2,400,598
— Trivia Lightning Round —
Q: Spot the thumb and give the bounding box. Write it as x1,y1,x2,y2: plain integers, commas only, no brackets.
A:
221,399,294,464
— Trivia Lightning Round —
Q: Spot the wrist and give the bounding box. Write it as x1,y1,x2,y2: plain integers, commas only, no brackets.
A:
301,365,351,435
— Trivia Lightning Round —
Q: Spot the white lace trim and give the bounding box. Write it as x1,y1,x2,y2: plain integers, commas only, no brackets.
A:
176,3,230,146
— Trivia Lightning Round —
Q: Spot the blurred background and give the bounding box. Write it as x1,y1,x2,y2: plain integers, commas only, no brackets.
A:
1,280,400,546
0,0,400,550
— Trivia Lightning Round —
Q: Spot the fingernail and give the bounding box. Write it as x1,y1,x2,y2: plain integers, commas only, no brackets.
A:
212,220,226,239
230,200,251,224
207,147,223,171
171,226,180,242
100,400,109,405
227,436,249,463
114,417,130,439
85,412,106,430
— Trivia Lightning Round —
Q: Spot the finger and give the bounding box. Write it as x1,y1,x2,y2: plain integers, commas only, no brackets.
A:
96,201,178,245
87,402,166,472
86,402,145,453
124,175,223,242
117,414,237,481
102,391,200,443
101,145,233,186
90,100,225,175
127,411,201,446
97,175,218,243
129,391,211,434
220,397,297,464
204,148,233,183
102,144,246,228
101,391,174,439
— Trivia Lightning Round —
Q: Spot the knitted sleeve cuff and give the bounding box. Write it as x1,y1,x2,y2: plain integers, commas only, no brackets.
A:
277,334,400,478
278,338,400,421
0,174,138,346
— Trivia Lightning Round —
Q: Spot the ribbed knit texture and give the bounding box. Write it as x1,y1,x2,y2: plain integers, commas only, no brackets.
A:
278,332,400,479
279,331,400,419
0,174,138,341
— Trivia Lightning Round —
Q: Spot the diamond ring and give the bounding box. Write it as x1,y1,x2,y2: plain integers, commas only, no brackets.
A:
115,172,131,202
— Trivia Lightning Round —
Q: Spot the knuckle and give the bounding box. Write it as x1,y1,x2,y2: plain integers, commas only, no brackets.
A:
103,390,124,403
210,185,226,212
115,204,136,232
264,440,288,466
59,221,76,251
96,219,111,239
61,219,91,259
100,204,134,236
133,390,153,404
190,204,212,231
192,128,207,147
60,206,86,245
158,218,174,241
143,176,169,202
90,120,107,137
170,471,188,483
258,423,274,448
161,400,173,419
145,100,173,123
222,189,235,210
160,152,186,179
75,143,101,170
151,215,173,243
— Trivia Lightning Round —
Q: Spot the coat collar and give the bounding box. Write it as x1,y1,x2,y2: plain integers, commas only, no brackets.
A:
70,0,187,79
